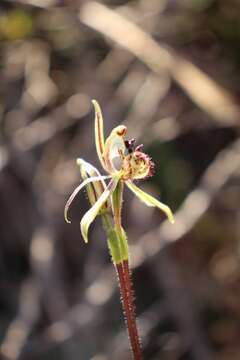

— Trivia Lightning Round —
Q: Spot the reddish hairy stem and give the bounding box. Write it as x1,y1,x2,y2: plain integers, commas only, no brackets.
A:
116,260,142,360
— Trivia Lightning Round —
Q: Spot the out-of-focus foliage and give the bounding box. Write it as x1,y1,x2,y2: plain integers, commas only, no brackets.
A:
0,0,240,359
0,9,33,40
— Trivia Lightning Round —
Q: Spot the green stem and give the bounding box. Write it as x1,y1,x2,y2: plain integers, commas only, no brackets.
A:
102,213,122,264
102,184,143,359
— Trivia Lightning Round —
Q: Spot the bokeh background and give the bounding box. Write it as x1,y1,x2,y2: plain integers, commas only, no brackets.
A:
0,0,240,359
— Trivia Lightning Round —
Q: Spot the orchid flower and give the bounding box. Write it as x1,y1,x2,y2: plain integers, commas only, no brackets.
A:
64,100,175,359
64,100,174,244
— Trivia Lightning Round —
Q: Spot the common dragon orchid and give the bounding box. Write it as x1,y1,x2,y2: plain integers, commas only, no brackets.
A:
64,100,174,243
64,100,175,359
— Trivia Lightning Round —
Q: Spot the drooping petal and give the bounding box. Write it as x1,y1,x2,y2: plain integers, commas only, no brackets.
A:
92,100,106,170
77,158,109,209
77,158,103,179
104,125,127,173
126,181,175,224
64,174,111,224
80,178,119,243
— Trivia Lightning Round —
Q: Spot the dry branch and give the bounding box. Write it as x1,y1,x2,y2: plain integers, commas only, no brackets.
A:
80,1,240,127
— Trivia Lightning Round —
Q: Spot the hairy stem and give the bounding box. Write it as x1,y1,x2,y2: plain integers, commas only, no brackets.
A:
102,213,142,359
116,260,142,360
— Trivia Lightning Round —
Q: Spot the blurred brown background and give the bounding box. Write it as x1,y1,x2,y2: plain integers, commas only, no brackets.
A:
0,0,240,359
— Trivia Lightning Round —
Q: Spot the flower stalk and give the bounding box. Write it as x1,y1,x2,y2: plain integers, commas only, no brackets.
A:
64,100,175,359
111,180,142,358
116,261,142,359
102,211,142,359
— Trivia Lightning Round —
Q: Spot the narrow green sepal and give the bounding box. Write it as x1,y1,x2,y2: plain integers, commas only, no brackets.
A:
76,158,110,212
64,174,111,224
126,181,175,224
92,100,106,170
80,179,118,243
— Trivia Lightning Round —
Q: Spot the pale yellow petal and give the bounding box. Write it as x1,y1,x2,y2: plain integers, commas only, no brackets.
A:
126,181,175,224
64,175,111,223
77,158,108,207
80,178,119,243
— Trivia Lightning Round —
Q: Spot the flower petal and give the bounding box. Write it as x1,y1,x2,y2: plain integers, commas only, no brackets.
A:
104,125,127,173
92,100,106,170
80,178,119,243
126,181,175,224
77,158,109,208
64,174,111,224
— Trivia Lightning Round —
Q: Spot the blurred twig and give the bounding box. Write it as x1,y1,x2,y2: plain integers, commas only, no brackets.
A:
80,1,240,127
153,250,214,360
0,278,40,360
